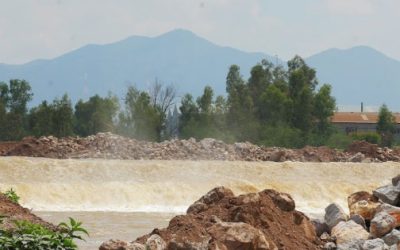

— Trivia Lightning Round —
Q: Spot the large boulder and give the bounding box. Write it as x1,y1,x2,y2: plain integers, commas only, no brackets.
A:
336,239,364,250
373,184,400,206
325,203,348,230
348,191,381,221
207,221,275,250
370,212,397,238
331,220,369,245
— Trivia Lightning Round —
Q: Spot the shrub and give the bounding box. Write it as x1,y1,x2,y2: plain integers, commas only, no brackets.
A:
0,218,88,250
326,132,353,150
351,132,381,145
3,188,20,204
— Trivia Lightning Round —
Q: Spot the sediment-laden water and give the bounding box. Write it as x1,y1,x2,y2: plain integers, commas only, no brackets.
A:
1,157,399,249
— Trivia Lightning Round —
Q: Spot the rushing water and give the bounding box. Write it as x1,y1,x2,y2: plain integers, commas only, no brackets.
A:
1,157,400,249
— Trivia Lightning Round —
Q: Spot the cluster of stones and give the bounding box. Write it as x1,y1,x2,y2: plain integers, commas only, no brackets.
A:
314,175,400,249
4,132,400,162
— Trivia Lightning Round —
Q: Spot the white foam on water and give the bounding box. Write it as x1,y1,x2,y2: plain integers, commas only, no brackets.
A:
1,157,399,215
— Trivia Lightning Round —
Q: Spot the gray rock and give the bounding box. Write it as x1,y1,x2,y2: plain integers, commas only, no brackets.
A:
382,229,400,246
370,212,397,238
373,185,400,205
337,240,364,250
350,214,367,229
392,175,400,186
324,242,337,250
312,218,329,236
325,203,348,230
99,239,138,250
362,239,389,250
349,152,365,162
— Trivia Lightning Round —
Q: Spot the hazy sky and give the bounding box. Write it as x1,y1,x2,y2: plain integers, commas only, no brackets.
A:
0,0,399,64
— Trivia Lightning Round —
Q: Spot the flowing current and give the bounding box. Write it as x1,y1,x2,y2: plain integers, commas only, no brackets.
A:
1,157,399,249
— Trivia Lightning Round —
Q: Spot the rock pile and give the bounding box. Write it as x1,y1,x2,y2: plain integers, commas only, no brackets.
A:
100,187,321,250
2,132,400,162
315,174,400,249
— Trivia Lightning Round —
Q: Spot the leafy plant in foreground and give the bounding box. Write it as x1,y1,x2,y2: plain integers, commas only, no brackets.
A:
0,218,88,250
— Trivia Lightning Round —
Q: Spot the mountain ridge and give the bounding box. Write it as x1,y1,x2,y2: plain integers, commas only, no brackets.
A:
0,29,399,110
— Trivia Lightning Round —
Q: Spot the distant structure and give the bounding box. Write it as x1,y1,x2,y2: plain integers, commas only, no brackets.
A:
331,111,400,138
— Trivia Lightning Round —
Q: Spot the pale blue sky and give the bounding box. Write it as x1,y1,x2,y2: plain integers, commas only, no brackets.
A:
0,0,398,64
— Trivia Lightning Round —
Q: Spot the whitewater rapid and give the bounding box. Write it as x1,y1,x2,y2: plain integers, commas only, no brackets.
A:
1,157,399,215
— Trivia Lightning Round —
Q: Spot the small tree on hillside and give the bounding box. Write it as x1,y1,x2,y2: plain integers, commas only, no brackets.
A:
377,104,396,147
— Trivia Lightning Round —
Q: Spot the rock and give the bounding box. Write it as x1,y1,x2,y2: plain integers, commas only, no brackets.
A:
382,229,400,246
320,232,336,242
130,243,146,250
370,212,397,238
373,185,400,206
392,175,400,186
325,203,348,230
196,186,234,205
187,202,208,214
207,221,274,250
331,221,369,245
349,152,366,162
323,242,336,250
99,239,138,250
312,218,329,236
337,239,364,250
168,236,211,250
362,239,389,250
350,214,367,229
348,191,380,221
376,204,400,227
146,234,167,250
262,189,295,212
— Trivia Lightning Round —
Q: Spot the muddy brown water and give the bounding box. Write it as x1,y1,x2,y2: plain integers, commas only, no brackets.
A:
1,157,400,249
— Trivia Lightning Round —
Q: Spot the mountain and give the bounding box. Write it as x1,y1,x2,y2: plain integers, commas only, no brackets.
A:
306,46,400,111
1,30,400,111
0,29,270,105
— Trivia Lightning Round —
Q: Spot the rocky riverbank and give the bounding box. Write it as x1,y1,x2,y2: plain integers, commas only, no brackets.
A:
100,175,400,250
1,132,400,162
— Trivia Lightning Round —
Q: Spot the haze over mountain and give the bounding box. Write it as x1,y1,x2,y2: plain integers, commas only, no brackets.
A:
306,46,400,111
0,29,270,105
0,29,399,111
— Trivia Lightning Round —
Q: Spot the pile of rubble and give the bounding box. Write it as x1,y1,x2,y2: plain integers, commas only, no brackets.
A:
2,132,400,162
313,175,400,249
100,187,320,250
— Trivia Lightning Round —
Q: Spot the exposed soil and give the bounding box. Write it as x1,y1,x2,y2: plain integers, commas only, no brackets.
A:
113,187,321,249
0,193,56,231
1,132,399,162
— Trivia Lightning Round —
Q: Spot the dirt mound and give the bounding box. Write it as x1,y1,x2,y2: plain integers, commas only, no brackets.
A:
2,132,400,162
0,193,56,231
101,187,321,250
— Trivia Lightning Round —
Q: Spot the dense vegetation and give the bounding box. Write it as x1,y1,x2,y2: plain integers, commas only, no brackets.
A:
0,57,396,148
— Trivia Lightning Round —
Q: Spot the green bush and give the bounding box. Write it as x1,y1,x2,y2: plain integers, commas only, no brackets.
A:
0,218,88,250
351,132,381,145
3,188,20,204
326,132,353,150
259,125,304,148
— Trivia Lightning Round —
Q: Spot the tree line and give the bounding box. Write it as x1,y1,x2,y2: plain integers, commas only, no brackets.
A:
0,56,397,148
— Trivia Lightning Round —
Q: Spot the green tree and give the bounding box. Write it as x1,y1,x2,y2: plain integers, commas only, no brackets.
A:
28,101,54,137
118,86,161,141
313,84,336,135
377,104,396,147
0,80,33,140
75,94,119,136
52,94,74,137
